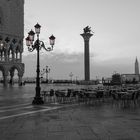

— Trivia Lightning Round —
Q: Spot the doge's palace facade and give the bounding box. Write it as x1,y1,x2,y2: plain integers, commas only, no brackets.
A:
0,0,24,86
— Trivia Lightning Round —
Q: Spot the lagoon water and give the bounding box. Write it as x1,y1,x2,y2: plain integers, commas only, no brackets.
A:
0,83,98,107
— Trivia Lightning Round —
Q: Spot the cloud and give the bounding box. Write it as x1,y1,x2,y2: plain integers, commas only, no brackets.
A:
22,52,83,79
23,0,140,79
22,50,136,80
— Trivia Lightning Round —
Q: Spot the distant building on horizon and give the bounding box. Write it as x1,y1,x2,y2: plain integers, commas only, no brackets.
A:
135,57,139,75
121,74,139,84
121,57,140,83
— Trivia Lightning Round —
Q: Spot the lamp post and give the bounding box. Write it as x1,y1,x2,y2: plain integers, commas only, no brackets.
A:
25,23,55,105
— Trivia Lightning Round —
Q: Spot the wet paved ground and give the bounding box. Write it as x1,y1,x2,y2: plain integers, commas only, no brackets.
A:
0,84,140,140
0,102,140,140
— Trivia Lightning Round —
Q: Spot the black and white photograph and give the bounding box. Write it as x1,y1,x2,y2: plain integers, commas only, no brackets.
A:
0,0,140,139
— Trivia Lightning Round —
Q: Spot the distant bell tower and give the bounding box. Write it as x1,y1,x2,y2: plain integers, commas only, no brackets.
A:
135,57,139,75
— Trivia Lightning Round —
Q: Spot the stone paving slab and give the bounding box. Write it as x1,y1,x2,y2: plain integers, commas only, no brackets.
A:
0,103,140,140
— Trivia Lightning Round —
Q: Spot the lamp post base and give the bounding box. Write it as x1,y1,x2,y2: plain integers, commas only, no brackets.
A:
32,97,44,105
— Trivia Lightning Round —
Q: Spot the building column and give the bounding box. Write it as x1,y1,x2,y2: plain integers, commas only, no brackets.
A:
16,52,18,60
10,70,14,85
5,43,9,62
4,49,8,62
12,51,15,62
20,52,22,62
0,52,3,61
3,71,8,87
81,32,93,81
18,74,23,86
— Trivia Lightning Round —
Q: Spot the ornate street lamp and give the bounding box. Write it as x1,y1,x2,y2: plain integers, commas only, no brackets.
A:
25,23,55,105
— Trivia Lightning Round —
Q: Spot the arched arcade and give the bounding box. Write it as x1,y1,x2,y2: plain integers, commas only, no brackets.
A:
0,36,24,86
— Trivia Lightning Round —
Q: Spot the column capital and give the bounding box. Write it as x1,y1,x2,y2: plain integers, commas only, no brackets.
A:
80,33,93,41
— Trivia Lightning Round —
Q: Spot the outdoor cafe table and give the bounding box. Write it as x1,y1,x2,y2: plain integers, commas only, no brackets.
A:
127,90,137,93
117,91,131,99
84,91,97,95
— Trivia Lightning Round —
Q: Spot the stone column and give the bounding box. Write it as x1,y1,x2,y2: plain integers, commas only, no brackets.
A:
81,33,93,81
4,52,7,62
12,51,15,62
3,71,8,87
10,70,14,85
0,52,3,61
4,44,8,62
18,74,23,86
20,52,22,62
15,52,18,60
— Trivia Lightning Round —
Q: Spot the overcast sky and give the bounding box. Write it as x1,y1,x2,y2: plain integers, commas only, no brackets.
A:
23,0,140,80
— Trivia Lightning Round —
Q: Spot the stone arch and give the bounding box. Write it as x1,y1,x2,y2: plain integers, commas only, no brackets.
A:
0,63,24,86
9,64,23,76
8,64,24,85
